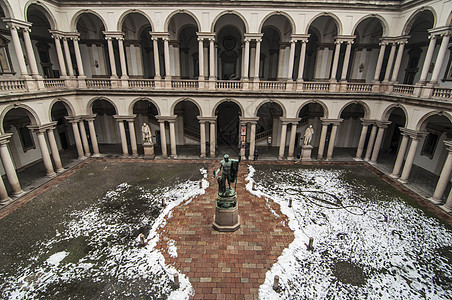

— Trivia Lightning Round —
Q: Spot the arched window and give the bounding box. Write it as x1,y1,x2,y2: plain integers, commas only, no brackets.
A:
0,35,14,74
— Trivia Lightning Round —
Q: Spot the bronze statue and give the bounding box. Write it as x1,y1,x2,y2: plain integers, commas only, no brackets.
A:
214,154,240,197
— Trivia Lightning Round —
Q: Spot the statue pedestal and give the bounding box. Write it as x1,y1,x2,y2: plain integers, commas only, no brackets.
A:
143,142,155,159
301,145,313,161
213,189,240,232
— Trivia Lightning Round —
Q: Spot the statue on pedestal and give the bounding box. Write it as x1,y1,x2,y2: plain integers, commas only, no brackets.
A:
214,154,240,198
142,123,152,144
301,125,315,161
304,125,314,146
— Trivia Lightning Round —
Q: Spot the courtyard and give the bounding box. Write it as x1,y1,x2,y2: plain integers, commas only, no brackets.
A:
0,158,451,299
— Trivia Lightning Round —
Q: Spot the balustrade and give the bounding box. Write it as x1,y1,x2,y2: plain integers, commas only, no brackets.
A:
216,80,242,90
44,79,66,89
0,79,26,91
303,82,330,92
393,84,414,95
171,79,198,89
432,87,452,100
259,81,287,90
346,83,372,92
86,79,112,88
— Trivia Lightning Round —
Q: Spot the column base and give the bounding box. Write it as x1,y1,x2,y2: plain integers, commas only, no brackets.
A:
0,197,13,206
353,157,363,161
369,160,376,165
389,173,400,179
429,197,443,205
46,172,57,178
439,205,452,213
11,190,24,197
398,178,408,184
92,153,102,158
277,156,284,160
55,168,65,173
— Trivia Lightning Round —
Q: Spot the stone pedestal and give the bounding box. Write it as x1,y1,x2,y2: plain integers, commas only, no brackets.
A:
213,189,240,232
301,145,313,161
143,142,155,159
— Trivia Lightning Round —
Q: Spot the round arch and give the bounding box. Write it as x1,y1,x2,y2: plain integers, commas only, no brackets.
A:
71,9,108,32
48,98,76,118
337,100,370,119
212,98,244,117
211,10,249,33
447,11,452,26
258,11,296,33
0,0,13,18
351,14,388,37
25,1,57,29
164,10,201,33
128,97,161,115
416,110,452,131
86,97,119,115
0,104,41,134
117,9,154,31
402,6,437,35
381,104,408,125
296,100,329,118
254,99,287,118
306,12,343,35
170,98,202,116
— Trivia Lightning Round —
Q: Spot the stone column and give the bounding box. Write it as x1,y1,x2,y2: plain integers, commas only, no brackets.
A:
373,42,387,82
418,35,437,84
168,117,177,158
254,38,262,80
52,35,67,77
78,120,91,157
330,40,342,81
105,36,118,78
127,119,138,156
158,119,168,157
240,120,247,159
383,42,396,82
163,37,171,79
249,121,257,160
430,32,451,84
198,119,206,158
278,121,288,159
0,176,10,204
399,132,426,183
46,126,64,172
86,116,100,156
198,37,205,80
62,37,74,77
355,119,372,160
370,121,391,164
72,36,85,77
116,119,129,156
243,38,250,79
22,28,40,77
287,122,299,160
67,118,85,159
210,120,216,157
209,37,215,80
326,121,342,160
152,37,161,79
364,124,378,161
340,41,353,81
0,134,23,195
441,189,452,212
287,39,296,80
430,140,452,204
317,122,329,159
297,39,308,81
33,129,56,177
118,37,128,79
390,130,410,178
390,39,408,82
8,24,29,77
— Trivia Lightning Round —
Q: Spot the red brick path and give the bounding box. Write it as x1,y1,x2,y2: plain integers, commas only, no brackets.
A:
156,162,294,299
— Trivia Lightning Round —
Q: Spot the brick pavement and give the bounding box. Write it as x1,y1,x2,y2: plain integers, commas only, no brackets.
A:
156,161,294,299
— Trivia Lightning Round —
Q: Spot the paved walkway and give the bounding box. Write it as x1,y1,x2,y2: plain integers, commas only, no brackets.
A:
156,161,294,299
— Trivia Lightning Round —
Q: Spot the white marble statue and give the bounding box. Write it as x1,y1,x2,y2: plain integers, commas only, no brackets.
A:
141,123,152,144
304,125,314,146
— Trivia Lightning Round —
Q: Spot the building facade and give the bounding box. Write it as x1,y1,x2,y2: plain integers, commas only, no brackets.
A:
0,0,452,210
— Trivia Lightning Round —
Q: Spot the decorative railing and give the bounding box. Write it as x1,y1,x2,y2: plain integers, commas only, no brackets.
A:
0,79,26,91
259,81,287,90
44,79,65,89
393,84,414,95
256,129,272,141
128,79,155,88
346,83,372,92
432,87,452,100
216,80,242,90
86,78,112,88
171,79,198,89
303,82,330,92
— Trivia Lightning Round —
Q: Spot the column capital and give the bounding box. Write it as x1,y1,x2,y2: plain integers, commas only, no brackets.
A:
198,116,217,123
428,26,452,37
28,122,58,133
399,128,427,139
82,114,97,121
280,117,301,124
49,29,65,39
320,118,343,126
239,117,259,124
444,140,452,152
196,32,215,40
156,115,177,122
376,120,392,128
0,133,13,145
380,37,397,45
335,35,356,44
103,31,124,40
359,118,376,126
113,114,136,122
2,18,32,30
290,34,310,42
394,35,410,44
65,32,81,41
65,116,82,123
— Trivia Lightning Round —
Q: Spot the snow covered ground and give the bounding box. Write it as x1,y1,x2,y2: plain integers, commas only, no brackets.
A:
1,168,208,299
246,165,452,299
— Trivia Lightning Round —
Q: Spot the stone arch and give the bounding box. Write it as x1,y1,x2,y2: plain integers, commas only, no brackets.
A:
352,14,388,37
164,10,201,33
416,110,452,131
337,100,370,119
381,104,408,126
0,104,41,134
447,11,452,26
128,97,161,116
71,9,108,32
117,9,154,32
170,98,202,116
306,12,343,35
296,100,329,119
212,98,244,117
254,99,287,118
211,10,249,33
87,97,118,115
0,0,13,18
402,6,437,35
48,98,76,118
25,1,57,30
258,11,296,33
